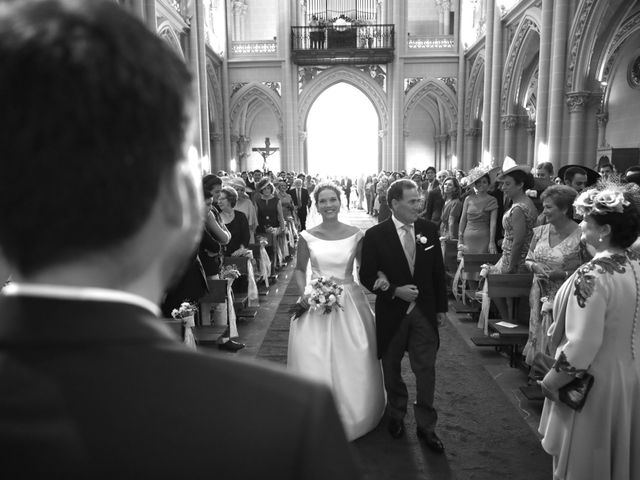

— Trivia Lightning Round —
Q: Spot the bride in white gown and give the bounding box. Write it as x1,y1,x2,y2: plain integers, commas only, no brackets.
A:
287,182,386,441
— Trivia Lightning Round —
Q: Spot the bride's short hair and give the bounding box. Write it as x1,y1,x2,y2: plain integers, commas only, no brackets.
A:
313,182,342,204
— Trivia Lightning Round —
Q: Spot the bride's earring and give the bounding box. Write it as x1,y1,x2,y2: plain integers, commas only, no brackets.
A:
598,236,603,243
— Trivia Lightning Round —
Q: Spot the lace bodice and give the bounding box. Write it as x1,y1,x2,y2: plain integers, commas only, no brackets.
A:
300,230,363,284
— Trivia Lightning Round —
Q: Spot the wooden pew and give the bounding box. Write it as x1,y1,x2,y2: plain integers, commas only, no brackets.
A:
221,256,258,320
453,253,501,317
471,273,533,367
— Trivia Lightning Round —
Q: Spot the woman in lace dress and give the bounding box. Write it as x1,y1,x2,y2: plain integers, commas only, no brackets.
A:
288,183,385,441
538,184,640,480
523,186,586,366
481,165,537,324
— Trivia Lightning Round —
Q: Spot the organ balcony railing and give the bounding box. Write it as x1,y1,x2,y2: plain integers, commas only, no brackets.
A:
291,24,395,65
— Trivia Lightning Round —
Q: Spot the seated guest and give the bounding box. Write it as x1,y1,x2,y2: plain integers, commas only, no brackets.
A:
0,1,358,477
523,185,587,367
219,186,250,256
440,176,463,240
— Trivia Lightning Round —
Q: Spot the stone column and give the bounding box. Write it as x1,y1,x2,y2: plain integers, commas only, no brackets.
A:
298,130,308,173
210,132,224,171
501,114,518,159
231,1,248,41
547,0,570,168
596,111,609,148
187,2,204,157
481,0,495,162
143,0,156,30
526,124,536,166
566,91,591,166
230,134,239,170
534,0,553,163
195,0,210,160
456,23,466,169
442,0,451,36
489,5,503,166
439,134,449,168
465,127,481,169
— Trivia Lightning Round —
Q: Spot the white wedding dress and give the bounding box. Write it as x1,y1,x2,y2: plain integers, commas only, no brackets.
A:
287,230,385,441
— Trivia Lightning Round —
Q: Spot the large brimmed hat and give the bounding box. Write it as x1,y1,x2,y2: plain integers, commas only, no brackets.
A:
463,165,500,185
256,178,274,193
499,155,532,177
557,164,600,187
226,177,246,190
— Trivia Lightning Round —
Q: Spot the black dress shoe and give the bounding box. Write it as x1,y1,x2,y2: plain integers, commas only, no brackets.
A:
417,429,444,453
218,340,245,352
388,419,405,439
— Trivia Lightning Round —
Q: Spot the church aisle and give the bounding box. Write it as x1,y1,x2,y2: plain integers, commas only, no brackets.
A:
229,208,550,479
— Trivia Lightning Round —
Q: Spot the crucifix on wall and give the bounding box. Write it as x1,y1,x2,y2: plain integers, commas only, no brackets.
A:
252,137,279,172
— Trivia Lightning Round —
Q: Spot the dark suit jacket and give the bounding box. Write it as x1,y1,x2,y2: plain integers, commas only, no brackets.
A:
360,218,447,358
422,188,444,224
0,296,359,479
287,187,311,210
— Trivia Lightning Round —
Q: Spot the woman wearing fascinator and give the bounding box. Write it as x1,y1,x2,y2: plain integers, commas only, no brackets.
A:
538,182,640,480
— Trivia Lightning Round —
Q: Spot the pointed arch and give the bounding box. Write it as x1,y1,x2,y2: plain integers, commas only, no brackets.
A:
229,82,283,136
501,11,541,116
465,52,485,130
157,20,184,59
298,66,388,134
404,78,458,134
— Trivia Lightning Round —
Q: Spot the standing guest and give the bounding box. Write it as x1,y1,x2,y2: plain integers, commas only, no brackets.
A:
245,170,256,192
598,162,616,180
440,177,463,240
227,177,258,243
455,169,465,182
256,178,285,235
343,176,353,210
539,184,640,480
421,180,445,224
523,186,585,366
219,186,250,256
422,166,439,192
482,165,538,323
458,167,499,255
364,175,374,214
276,179,296,222
357,174,366,209
558,165,600,194
288,178,311,231
532,162,555,216
0,1,359,478
376,175,392,222
250,169,264,203
200,174,231,276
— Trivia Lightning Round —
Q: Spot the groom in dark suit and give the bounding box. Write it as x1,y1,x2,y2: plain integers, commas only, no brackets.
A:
0,1,359,478
360,179,448,452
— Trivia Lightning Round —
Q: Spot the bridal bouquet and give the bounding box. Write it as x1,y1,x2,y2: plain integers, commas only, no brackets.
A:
290,276,344,320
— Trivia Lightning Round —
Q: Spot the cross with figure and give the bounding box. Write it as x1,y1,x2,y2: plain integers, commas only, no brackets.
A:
252,137,279,172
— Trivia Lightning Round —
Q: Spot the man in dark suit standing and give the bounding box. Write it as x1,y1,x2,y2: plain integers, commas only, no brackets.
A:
360,179,448,453
0,2,359,478
288,178,311,230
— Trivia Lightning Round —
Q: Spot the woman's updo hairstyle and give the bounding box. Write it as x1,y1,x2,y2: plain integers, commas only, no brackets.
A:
576,183,640,249
504,169,534,191
313,182,342,204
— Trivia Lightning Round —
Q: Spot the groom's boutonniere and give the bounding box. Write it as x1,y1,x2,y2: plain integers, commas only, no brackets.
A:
416,234,434,251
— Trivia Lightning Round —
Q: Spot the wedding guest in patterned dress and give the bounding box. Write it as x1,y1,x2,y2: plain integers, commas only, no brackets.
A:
523,186,587,366
538,184,640,480
458,166,500,255
482,165,538,323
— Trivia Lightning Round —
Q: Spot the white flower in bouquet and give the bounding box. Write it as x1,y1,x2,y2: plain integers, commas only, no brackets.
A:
171,302,197,320
290,276,344,319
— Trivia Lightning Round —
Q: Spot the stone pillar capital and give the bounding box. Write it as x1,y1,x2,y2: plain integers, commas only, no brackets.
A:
449,129,458,139
298,130,307,141
527,125,536,136
566,91,591,113
210,132,223,142
596,111,609,126
501,114,519,130
465,127,481,137
378,129,387,138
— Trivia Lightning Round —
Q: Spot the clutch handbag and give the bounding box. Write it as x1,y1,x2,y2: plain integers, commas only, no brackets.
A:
558,372,594,411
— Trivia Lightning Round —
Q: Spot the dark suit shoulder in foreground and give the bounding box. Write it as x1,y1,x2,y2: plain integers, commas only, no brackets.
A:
0,297,359,480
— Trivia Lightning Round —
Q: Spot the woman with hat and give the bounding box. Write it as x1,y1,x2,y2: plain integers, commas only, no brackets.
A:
480,163,538,324
226,177,258,244
255,178,286,270
458,166,500,256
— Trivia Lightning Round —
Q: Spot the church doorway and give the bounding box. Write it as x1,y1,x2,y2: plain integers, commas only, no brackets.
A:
306,82,379,179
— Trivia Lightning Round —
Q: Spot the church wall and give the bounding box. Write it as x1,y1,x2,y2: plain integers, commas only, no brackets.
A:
407,0,441,36
246,108,282,171
405,108,437,171
606,30,640,149
244,0,278,41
